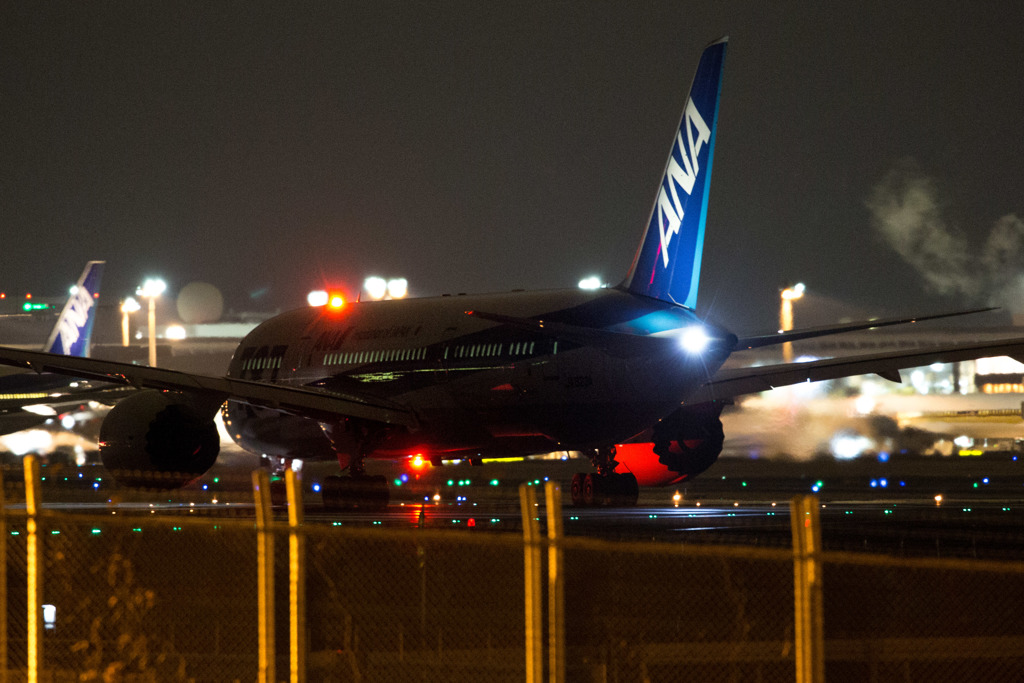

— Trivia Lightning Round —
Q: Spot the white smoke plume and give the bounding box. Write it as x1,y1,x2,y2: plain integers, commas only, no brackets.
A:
867,160,1024,311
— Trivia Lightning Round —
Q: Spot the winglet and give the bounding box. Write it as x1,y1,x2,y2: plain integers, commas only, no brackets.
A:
43,261,105,357
623,37,727,309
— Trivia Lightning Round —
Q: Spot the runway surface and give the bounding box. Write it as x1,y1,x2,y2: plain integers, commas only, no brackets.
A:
20,445,1024,560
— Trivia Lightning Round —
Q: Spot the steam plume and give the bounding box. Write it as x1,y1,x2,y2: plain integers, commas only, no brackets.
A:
867,160,1023,311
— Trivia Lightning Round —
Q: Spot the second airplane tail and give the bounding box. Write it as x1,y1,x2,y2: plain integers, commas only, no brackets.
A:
622,37,727,310
44,261,105,357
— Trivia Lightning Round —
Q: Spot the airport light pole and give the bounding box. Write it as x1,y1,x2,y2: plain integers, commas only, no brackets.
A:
137,278,166,367
120,297,140,347
780,283,805,363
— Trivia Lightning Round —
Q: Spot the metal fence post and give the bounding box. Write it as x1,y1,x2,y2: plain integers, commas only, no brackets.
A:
520,484,544,683
252,470,276,683
286,469,306,683
544,482,565,683
23,455,42,683
791,494,825,683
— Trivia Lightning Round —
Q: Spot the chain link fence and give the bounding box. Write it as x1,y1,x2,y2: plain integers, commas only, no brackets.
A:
1,460,1023,682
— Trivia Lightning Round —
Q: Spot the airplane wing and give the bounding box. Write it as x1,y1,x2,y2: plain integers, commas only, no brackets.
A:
0,346,418,429
689,338,1024,403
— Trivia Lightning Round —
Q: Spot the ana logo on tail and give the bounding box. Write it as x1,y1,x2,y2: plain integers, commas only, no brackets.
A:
54,285,95,355
44,261,105,357
623,38,726,309
656,99,711,269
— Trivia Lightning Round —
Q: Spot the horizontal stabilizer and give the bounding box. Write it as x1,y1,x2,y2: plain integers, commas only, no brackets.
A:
690,335,1024,403
736,307,997,350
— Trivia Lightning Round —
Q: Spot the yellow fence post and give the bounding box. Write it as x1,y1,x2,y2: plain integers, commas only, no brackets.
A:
790,494,825,683
23,455,42,683
286,469,306,683
544,482,565,683
520,484,544,683
252,470,276,683
0,467,7,683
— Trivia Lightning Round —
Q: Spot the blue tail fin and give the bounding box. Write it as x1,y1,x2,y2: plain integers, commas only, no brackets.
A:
44,261,105,357
623,37,727,309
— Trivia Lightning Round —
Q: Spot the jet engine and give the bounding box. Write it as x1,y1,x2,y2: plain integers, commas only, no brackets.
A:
614,402,725,486
99,390,220,489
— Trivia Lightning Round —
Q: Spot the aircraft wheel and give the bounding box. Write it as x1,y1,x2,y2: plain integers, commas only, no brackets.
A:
570,473,587,507
609,472,639,506
321,475,347,511
352,475,390,510
583,473,605,507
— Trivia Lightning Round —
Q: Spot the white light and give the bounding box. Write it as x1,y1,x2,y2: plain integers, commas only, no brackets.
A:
854,395,876,415
137,278,167,298
121,296,141,314
43,604,56,630
0,429,52,456
307,290,328,307
165,324,187,341
387,278,408,299
680,326,710,354
61,414,76,430
953,435,973,449
831,432,872,460
781,282,806,300
22,405,56,417
364,277,388,300
578,276,602,290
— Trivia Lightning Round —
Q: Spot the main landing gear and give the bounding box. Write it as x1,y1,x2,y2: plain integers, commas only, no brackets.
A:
321,451,390,511
321,474,389,510
569,447,639,507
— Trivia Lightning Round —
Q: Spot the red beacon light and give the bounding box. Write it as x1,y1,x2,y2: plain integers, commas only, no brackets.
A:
310,290,347,310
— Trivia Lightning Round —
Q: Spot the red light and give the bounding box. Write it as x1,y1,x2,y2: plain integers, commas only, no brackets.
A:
467,518,476,528
25,293,31,300
410,454,427,470
328,294,345,309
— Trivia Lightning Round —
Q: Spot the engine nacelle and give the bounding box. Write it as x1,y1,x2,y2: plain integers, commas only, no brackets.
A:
614,402,725,486
99,390,220,489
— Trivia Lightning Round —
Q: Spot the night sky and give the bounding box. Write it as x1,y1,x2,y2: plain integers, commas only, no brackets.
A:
3,2,1022,332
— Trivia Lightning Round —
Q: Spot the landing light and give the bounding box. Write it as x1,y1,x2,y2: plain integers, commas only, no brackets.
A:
307,290,328,307
680,326,710,354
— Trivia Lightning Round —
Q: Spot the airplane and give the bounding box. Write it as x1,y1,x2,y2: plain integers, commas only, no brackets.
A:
0,261,112,435
2,38,1024,507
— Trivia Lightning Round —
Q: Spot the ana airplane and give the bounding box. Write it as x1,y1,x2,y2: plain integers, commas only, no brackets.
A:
2,39,1023,507
0,261,109,435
